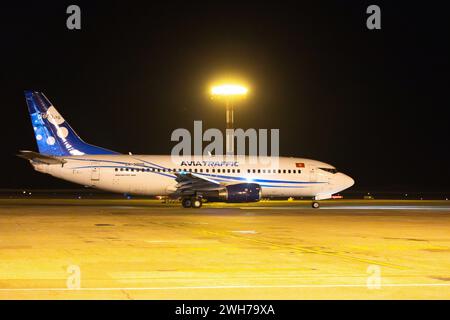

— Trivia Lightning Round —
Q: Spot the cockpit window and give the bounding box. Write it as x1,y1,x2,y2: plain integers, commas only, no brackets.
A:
319,168,338,174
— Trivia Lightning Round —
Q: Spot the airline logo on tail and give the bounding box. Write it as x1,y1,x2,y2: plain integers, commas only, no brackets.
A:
25,90,118,156
42,106,64,125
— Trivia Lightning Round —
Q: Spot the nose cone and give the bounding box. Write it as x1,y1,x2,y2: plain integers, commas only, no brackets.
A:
341,173,355,190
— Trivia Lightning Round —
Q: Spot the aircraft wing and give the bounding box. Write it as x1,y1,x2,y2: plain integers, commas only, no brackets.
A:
17,150,66,165
173,172,224,196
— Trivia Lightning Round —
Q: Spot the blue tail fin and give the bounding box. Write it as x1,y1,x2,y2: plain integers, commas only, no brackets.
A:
25,91,119,156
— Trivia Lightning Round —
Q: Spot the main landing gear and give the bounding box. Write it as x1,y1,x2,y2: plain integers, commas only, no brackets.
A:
311,201,320,209
182,197,203,208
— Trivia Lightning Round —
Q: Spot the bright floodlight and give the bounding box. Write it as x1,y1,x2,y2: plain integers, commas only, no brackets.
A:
211,84,248,96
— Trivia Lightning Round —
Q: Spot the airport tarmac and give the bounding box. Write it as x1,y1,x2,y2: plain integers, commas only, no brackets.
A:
0,199,449,299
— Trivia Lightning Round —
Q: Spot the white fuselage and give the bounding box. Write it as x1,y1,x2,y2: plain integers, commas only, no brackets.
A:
31,155,354,199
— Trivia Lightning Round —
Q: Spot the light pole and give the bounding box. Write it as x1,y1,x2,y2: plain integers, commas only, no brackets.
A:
210,84,248,155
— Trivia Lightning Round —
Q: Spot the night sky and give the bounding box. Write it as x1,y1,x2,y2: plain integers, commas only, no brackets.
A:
1,1,449,191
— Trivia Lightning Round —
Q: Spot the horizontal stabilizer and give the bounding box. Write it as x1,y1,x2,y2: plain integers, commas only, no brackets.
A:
17,150,66,165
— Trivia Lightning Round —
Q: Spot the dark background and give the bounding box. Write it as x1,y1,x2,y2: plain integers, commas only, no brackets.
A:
1,1,449,191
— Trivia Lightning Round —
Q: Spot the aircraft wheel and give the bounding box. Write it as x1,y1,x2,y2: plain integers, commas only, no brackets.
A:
182,198,192,208
192,198,202,208
312,201,320,209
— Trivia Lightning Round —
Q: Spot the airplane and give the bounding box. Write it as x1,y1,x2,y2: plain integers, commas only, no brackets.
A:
18,91,354,208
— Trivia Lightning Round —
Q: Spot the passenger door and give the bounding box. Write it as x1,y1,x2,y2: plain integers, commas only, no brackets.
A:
309,167,317,182
90,162,100,181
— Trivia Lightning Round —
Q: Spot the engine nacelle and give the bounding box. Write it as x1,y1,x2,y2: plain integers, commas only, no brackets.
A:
205,183,262,203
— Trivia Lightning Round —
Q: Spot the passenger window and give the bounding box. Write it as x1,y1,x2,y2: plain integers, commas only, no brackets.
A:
288,170,291,174
212,169,215,173
115,168,118,172
227,169,230,173
232,169,235,173
283,169,286,174
237,169,240,173
298,170,301,174
252,169,256,173
206,169,209,173
278,169,281,173
257,169,261,173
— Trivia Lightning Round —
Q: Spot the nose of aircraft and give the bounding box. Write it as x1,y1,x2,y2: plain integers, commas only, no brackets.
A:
341,173,355,189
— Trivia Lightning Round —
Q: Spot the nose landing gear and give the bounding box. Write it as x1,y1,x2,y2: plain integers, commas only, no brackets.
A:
311,201,320,209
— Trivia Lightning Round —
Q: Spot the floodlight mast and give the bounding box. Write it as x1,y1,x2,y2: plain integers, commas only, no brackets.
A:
210,84,248,155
